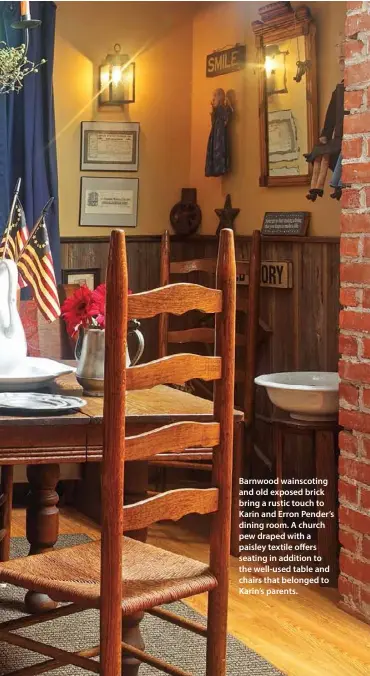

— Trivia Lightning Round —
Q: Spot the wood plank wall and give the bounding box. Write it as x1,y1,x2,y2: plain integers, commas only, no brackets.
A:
61,234,340,478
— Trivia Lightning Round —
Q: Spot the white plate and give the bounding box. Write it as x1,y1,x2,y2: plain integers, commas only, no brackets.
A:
0,358,76,392
0,392,86,413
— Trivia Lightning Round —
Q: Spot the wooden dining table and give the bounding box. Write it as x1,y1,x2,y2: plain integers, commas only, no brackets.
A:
0,366,244,675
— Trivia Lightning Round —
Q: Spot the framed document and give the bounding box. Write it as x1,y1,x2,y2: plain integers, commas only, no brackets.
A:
80,121,139,171
79,177,139,228
62,268,101,290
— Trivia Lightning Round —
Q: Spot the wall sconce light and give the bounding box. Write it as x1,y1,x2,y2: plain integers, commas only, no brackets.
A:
99,43,135,106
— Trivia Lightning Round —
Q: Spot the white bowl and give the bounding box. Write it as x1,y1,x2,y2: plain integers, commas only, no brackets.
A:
254,371,339,421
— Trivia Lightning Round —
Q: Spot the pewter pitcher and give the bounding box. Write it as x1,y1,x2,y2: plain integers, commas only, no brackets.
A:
75,321,144,396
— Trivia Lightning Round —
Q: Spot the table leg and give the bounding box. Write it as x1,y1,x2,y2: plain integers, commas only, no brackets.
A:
315,430,338,587
25,464,60,614
122,460,148,674
122,611,145,676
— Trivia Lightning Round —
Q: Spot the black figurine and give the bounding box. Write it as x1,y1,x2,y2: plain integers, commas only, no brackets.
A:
215,194,240,235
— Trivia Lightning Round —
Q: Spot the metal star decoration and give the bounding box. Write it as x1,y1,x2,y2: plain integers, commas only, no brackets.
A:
215,194,240,235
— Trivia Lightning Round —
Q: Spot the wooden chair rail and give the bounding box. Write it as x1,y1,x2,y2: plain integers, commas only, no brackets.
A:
128,283,222,319
168,327,215,345
170,259,249,277
123,488,219,531
0,628,100,673
154,451,213,462
168,328,245,347
126,354,222,391
170,259,217,275
150,461,213,471
148,606,208,638
125,421,219,461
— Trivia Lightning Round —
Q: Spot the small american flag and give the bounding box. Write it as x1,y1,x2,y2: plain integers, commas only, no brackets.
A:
18,218,61,322
0,197,29,287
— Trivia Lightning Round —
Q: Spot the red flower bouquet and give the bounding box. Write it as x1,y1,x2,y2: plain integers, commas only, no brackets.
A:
62,283,132,338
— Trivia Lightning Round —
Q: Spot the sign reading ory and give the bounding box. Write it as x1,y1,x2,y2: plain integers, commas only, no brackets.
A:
236,261,293,288
206,45,246,77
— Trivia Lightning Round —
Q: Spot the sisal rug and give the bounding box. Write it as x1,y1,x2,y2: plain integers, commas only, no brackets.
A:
0,536,285,676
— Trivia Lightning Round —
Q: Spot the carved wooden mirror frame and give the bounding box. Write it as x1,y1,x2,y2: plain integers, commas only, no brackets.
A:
252,4,318,187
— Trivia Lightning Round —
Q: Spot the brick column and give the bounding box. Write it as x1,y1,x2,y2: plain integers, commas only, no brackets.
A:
338,1,370,622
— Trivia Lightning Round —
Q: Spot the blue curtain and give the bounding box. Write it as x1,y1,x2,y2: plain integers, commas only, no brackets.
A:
0,1,60,280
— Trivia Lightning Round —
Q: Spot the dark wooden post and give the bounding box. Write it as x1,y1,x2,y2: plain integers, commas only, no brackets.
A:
206,228,236,676
100,229,127,676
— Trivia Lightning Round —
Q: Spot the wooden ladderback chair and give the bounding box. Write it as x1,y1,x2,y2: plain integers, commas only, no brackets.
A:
0,228,236,675
155,230,261,554
0,284,78,564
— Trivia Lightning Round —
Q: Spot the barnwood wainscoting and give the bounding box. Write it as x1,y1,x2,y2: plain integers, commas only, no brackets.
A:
61,234,339,491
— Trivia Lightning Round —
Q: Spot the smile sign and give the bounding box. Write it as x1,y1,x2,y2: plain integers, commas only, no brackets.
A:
206,45,246,77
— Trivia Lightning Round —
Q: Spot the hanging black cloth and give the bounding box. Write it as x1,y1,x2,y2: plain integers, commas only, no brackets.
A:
304,82,345,171
205,104,231,177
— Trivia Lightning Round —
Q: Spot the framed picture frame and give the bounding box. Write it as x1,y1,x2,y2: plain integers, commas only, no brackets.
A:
80,121,139,171
79,176,139,228
62,268,101,290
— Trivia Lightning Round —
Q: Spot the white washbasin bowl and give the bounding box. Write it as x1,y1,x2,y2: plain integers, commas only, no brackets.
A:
254,371,339,421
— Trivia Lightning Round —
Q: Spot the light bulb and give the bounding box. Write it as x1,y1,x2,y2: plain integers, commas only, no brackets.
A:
112,65,122,86
264,56,275,78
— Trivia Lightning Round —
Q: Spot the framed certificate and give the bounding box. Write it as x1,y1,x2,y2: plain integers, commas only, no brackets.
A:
80,121,139,171
79,177,139,227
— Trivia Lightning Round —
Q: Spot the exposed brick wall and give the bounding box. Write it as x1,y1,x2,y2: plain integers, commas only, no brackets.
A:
339,1,370,622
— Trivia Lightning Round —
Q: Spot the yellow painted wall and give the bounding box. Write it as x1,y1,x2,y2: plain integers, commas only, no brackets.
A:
54,1,194,236
54,1,345,237
190,1,346,236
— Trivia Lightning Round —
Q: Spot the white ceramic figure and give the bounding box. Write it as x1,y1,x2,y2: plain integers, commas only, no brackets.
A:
0,259,27,374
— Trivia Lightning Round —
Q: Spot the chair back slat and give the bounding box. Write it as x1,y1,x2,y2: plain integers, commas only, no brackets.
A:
168,327,245,347
126,421,220,461
170,259,248,277
123,488,219,532
128,283,222,320
126,354,221,391
170,259,217,275
168,327,215,345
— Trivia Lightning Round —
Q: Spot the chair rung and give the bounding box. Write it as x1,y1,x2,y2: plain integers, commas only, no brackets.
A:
0,603,85,633
122,641,192,676
0,493,6,508
149,606,207,637
0,630,99,673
